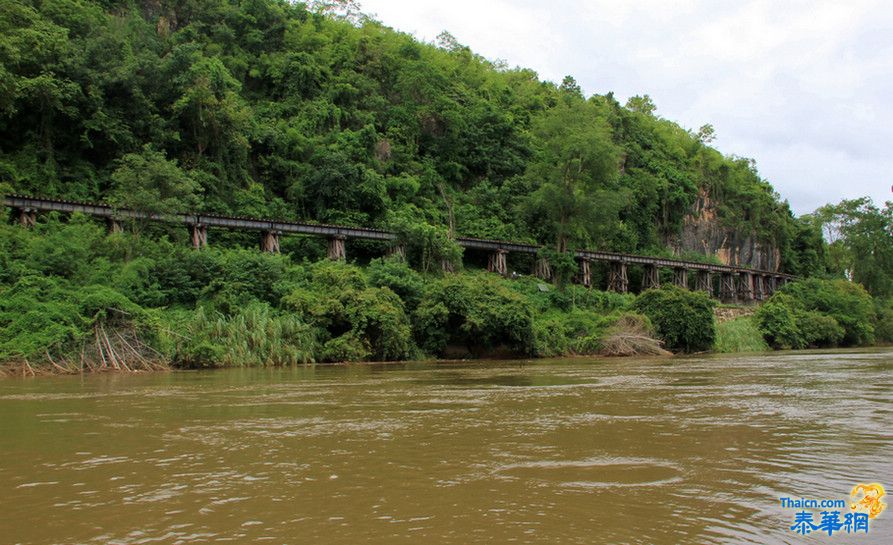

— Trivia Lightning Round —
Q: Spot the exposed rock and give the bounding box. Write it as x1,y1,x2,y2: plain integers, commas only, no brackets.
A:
669,188,781,271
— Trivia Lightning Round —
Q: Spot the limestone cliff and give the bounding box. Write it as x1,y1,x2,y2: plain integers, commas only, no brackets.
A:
668,189,782,271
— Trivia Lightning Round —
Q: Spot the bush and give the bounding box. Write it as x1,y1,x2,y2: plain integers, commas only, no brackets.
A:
875,299,893,343
283,261,414,361
757,279,877,349
413,272,534,356
755,294,802,349
367,257,424,311
633,286,716,352
797,311,845,348
780,279,875,346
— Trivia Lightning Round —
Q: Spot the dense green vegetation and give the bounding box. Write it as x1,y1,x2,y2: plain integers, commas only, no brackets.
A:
755,279,879,350
1,0,891,373
0,216,661,371
1,0,817,265
633,286,716,353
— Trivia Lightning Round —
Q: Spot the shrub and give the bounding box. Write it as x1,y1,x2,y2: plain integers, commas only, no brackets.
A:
780,279,875,346
282,261,414,361
755,293,802,349
875,299,893,343
413,272,534,356
367,257,424,311
797,311,845,348
633,286,716,352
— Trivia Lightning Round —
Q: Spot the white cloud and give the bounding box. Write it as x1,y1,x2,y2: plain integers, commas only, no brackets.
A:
361,0,893,213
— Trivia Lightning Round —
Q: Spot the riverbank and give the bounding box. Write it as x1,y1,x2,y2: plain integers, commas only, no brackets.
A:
2,220,891,376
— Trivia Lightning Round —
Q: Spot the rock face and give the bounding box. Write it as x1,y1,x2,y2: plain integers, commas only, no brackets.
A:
669,189,781,271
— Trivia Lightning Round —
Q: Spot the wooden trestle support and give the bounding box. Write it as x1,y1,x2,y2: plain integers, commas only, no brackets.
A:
190,224,207,249
673,267,688,289
720,272,737,303
696,271,713,295
261,230,281,254
327,236,346,261
487,249,508,276
607,261,629,293
534,257,551,281
738,271,754,302
577,258,592,288
641,264,660,291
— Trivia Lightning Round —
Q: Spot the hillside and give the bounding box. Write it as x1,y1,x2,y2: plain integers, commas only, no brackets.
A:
0,0,826,274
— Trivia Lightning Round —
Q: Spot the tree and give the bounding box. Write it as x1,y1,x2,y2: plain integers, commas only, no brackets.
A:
813,198,893,298
625,94,656,115
109,146,202,218
696,123,716,143
523,101,624,257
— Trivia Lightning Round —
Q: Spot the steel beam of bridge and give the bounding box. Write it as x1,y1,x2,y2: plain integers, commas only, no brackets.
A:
3,195,795,282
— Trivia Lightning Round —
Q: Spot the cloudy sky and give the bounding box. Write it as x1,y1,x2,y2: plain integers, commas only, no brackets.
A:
361,0,892,214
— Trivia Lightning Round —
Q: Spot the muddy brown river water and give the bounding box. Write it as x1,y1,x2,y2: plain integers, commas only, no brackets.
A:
1,350,891,544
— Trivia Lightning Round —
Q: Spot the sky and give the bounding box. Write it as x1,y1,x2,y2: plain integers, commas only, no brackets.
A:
360,0,893,214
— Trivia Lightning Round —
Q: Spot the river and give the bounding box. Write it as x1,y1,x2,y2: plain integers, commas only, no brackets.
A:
1,349,891,544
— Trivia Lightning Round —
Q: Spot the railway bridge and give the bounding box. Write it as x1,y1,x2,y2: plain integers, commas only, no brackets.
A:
4,195,794,303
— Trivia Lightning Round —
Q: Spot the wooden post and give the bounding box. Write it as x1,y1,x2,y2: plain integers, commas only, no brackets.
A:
641,264,660,291
696,271,712,295
738,271,754,302
17,208,36,228
327,236,346,261
106,218,124,235
261,230,280,254
386,244,406,261
487,249,508,276
534,257,551,281
608,261,629,293
720,272,737,303
753,275,766,301
577,258,592,288
190,224,207,249
673,267,689,289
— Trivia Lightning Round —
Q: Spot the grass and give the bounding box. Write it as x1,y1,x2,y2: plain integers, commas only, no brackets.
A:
714,316,769,353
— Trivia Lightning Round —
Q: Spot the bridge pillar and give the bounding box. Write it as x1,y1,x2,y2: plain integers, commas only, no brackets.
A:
720,272,737,303
386,244,406,261
577,258,592,288
696,271,713,295
17,208,36,228
327,236,346,261
641,264,660,291
107,218,124,235
753,275,766,301
738,271,754,302
608,261,629,293
487,249,508,276
190,224,207,249
261,230,281,254
673,267,689,289
534,257,551,281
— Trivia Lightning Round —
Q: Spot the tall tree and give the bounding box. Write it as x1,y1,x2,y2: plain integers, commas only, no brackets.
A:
814,198,893,298
523,100,624,254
